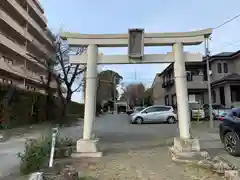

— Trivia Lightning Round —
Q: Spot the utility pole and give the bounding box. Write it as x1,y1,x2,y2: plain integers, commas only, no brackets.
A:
113,76,117,114
205,36,214,129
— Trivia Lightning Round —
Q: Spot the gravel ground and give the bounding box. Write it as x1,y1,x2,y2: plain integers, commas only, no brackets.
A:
68,115,224,180
72,141,224,180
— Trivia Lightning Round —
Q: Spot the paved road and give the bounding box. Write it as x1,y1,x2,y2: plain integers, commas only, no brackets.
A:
0,114,179,178
0,114,225,179
94,113,179,147
70,114,223,180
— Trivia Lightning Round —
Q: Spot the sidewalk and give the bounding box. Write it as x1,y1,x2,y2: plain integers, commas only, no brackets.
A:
191,121,240,169
0,121,84,178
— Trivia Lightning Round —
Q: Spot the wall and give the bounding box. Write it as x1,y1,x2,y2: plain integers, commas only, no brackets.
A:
152,75,166,105
211,60,235,81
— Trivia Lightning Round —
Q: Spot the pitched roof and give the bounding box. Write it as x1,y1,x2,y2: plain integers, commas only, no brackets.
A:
208,50,240,61
213,52,235,56
221,73,240,81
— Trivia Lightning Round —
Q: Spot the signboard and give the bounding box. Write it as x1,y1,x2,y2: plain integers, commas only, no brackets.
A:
128,29,144,60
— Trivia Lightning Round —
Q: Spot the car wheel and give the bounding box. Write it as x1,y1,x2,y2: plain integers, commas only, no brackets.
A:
135,117,143,124
224,132,240,156
167,116,176,124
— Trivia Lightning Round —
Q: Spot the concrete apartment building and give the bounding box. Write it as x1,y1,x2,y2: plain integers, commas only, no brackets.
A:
0,0,57,93
152,50,240,108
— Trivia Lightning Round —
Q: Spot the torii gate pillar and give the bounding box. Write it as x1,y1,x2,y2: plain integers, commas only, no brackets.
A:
72,44,103,158
173,42,190,139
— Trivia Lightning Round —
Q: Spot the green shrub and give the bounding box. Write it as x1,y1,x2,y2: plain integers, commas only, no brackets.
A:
18,134,52,174
18,132,75,175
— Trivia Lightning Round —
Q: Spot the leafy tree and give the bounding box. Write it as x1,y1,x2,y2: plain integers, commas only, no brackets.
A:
96,70,122,113
143,88,153,106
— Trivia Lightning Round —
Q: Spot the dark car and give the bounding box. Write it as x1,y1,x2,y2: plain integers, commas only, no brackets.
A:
219,108,240,156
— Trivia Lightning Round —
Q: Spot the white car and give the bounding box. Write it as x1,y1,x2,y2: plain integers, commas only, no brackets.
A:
130,105,177,124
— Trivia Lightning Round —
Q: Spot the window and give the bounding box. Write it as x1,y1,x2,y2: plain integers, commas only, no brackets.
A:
2,79,8,83
233,111,238,117
223,63,228,73
155,106,171,112
238,110,240,118
203,104,209,109
212,90,216,103
165,95,169,105
144,107,158,113
163,76,167,84
3,56,14,65
25,85,30,90
186,71,192,81
217,63,222,73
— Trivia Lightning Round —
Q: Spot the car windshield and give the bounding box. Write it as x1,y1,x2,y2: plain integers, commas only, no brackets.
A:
134,107,144,112
189,103,201,109
212,104,225,109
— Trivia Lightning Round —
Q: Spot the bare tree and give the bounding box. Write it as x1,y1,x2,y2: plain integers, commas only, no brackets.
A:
40,36,86,117
125,83,145,107
54,37,86,116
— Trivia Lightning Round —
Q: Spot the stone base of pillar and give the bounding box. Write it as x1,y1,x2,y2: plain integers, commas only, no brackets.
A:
71,139,103,158
169,137,209,163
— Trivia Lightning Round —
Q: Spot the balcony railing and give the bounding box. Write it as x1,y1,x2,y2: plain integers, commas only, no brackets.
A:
162,75,207,89
6,0,53,46
162,79,174,88
0,59,47,84
26,0,47,25
0,8,51,58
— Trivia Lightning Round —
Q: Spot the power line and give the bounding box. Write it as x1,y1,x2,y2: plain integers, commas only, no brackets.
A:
214,13,240,30
210,39,240,54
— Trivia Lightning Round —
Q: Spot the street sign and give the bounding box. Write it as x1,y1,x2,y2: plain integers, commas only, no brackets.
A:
128,28,144,60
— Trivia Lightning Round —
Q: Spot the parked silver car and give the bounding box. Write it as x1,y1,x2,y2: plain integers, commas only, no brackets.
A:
130,105,177,124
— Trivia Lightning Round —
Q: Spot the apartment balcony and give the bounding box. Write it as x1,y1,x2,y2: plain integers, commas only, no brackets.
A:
5,0,53,47
0,32,48,72
0,8,52,58
187,75,208,90
26,0,47,25
0,59,48,85
0,31,26,56
162,75,208,90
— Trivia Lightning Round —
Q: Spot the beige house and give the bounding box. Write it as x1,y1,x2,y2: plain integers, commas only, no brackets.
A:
0,0,57,94
152,50,240,108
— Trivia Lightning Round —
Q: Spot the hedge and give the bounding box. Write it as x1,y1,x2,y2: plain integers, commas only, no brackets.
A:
0,85,84,129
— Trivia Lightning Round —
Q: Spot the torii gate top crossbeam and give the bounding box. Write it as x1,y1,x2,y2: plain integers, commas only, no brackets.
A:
61,28,212,47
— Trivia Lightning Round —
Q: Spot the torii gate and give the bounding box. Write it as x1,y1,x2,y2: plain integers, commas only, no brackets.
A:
61,28,212,158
